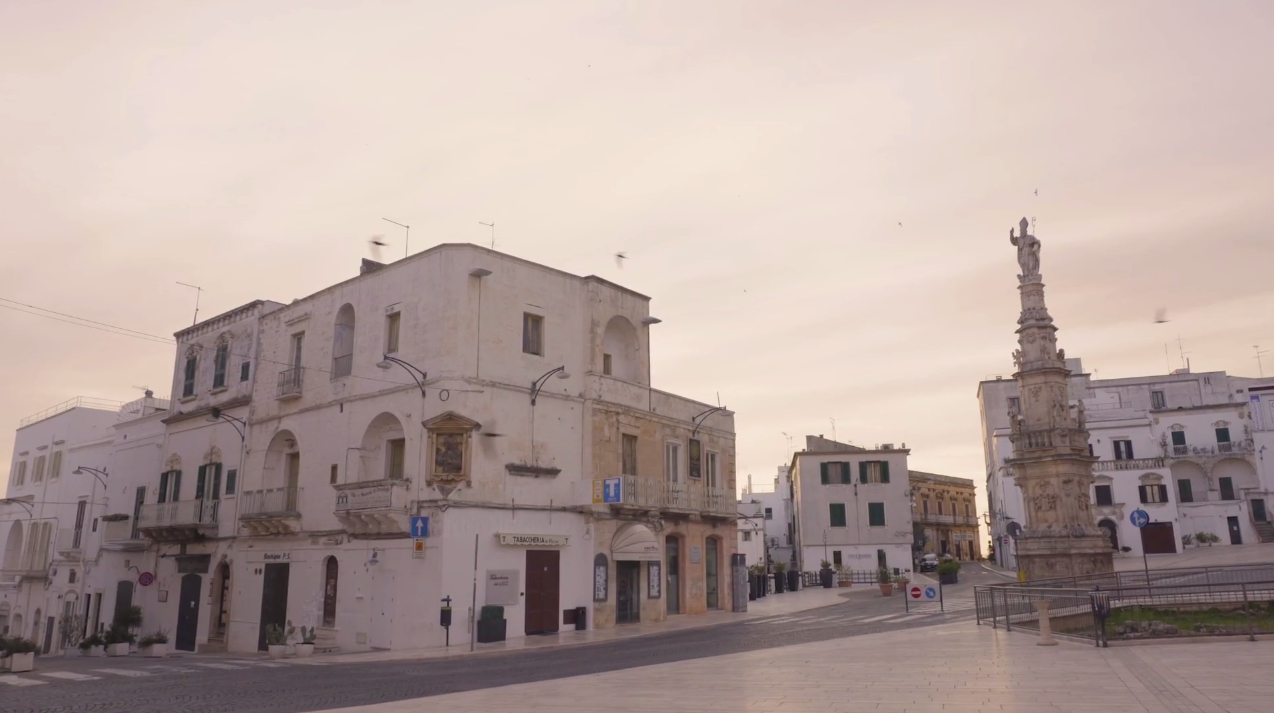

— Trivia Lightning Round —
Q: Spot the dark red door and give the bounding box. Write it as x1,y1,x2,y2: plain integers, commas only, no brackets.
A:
525,550,560,635
1140,522,1177,554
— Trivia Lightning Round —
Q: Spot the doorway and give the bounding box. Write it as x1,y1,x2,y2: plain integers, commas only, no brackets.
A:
1140,522,1177,554
209,563,230,642
525,550,561,635
705,538,720,610
665,536,681,615
176,573,202,652
113,580,134,624
257,563,290,651
616,561,641,624
1228,516,1243,545
322,557,339,627
1253,499,1268,523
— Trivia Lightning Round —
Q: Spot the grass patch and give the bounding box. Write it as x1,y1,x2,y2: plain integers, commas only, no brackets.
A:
1108,603,1274,634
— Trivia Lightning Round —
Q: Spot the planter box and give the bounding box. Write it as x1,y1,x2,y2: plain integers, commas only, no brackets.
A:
787,570,800,592
267,644,288,659
141,644,167,658
476,618,506,644
773,574,786,594
82,645,107,657
7,652,35,673
938,572,958,585
295,643,315,658
819,569,835,588
106,642,131,657
837,580,852,588
878,584,894,596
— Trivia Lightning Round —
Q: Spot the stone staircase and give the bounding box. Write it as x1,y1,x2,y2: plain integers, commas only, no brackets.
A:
1254,521,1274,544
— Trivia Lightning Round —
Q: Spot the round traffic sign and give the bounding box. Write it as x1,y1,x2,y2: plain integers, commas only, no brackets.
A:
925,586,938,599
138,571,155,587
910,586,922,599
1129,509,1150,528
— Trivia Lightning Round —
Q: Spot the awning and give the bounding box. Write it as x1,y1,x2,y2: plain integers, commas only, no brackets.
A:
612,523,662,561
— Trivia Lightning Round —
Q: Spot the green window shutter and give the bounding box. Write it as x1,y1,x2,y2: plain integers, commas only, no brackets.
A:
840,462,851,484
172,470,181,501
1138,485,1147,503
868,502,885,527
859,461,867,483
880,461,890,483
158,472,169,503
195,465,207,499
1159,484,1169,503
829,503,847,527
820,462,829,485
211,464,223,500
225,469,238,495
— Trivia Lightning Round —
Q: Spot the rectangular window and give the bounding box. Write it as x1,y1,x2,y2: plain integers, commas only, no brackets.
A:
820,462,830,485
859,461,890,484
868,502,886,527
1095,484,1113,506
183,356,197,397
922,498,930,516
602,353,613,376
1139,484,1168,504
764,507,773,520
158,470,181,503
1219,477,1235,501
225,469,238,495
210,464,222,500
13,460,26,486
1216,428,1232,452
1088,443,1095,457
195,465,207,499
385,312,401,354
839,462,851,484
291,333,305,368
213,344,229,389
937,500,944,515
1113,440,1134,460
832,550,843,567
688,439,702,479
1007,397,1021,413
829,503,847,527
33,454,46,483
131,486,146,540
1177,479,1193,503
1170,430,1186,455
622,434,638,476
1151,390,1166,409
742,531,752,541
387,438,406,479
50,451,62,480
706,451,719,489
73,500,87,549
330,464,339,485
965,503,972,517
522,313,544,355
240,361,251,382
664,442,680,483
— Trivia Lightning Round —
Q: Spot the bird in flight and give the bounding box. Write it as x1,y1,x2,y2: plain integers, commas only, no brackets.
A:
897,222,903,227
369,236,387,261
614,251,627,268
1034,188,1038,196
1154,308,1170,324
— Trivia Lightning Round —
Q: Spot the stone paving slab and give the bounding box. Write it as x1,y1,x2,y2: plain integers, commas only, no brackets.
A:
315,621,1274,713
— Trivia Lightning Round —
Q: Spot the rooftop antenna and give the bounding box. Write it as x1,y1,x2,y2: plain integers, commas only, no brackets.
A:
176,282,202,325
1176,335,1190,371
383,218,410,258
829,417,837,444
479,221,495,249
1164,343,1172,373
1256,345,1270,378
781,431,793,461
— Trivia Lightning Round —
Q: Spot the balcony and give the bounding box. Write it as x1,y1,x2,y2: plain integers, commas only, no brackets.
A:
612,477,736,518
137,500,219,542
1168,441,1255,459
55,528,85,560
239,487,303,536
101,518,148,551
277,367,303,400
1095,457,1166,472
915,513,980,527
333,480,413,538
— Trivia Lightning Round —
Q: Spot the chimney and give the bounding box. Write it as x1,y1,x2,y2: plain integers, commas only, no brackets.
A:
360,258,386,275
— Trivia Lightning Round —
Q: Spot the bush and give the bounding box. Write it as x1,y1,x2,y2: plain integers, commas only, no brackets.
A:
773,561,787,573
819,560,832,569
877,567,892,584
112,605,143,630
1,636,40,655
78,634,106,650
937,560,961,576
138,631,169,647
479,605,505,621
103,625,135,645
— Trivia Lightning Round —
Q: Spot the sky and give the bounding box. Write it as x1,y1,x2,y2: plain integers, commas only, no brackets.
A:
3,1,1273,535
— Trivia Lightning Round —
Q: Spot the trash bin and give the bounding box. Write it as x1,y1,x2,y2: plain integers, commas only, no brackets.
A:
575,606,587,630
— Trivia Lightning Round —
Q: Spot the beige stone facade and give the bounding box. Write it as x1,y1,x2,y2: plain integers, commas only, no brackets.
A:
908,470,981,561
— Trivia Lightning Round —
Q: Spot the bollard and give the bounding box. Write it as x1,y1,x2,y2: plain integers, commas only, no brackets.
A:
1035,599,1058,646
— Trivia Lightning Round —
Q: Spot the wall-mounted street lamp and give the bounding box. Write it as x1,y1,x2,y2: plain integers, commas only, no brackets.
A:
0,495,35,516
376,355,428,398
691,405,728,438
207,407,247,441
530,366,570,406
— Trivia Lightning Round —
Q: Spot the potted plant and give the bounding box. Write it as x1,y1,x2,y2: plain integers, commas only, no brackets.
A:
1196,532,1220,547
293,622,316,658
937,559,961,585
1181,533,1195,548
877,567,894,596
1,637,38,673
819,560,835,589
895,572,910,594
476,605,506,643
836,565,852,588
772,562,787,593
78,633,107,657
138,631,168,658
747,565,760,600
265,623,293,659
103,625,135,656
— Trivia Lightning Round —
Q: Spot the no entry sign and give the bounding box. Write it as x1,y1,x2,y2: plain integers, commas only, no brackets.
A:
909,585,938,601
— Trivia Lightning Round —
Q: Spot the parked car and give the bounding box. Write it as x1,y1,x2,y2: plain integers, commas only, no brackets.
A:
919,554,939,573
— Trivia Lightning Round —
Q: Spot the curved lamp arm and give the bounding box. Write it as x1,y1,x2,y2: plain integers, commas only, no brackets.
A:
530,366,569,406
377,355,428,398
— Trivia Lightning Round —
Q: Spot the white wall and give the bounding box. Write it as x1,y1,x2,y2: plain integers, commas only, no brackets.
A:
792,449,912,573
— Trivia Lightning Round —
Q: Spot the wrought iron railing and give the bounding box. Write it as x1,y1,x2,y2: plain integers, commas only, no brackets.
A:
240,487,302,516
1169,441,1254,458
278,367,304,398
1095,457,1165,471
618,477,735,515
137,500,219,529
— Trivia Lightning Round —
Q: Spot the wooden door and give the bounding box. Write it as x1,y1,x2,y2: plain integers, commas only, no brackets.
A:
176,573,202,652
524,550,560,635
257,563,290,651
1228,516,1243,545
1140,522,1177,554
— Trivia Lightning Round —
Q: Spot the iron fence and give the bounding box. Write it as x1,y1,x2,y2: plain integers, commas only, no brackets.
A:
800,569,888,587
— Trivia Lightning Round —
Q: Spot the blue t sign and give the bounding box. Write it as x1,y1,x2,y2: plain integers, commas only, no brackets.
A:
410,516,430,538
602,477,622,504
1129,509,1150,528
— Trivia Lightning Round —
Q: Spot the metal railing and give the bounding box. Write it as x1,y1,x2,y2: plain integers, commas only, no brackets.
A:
137,499,219,529
332,354,353,378
278,367,304,398
240,487,302,516
19,396,125,428
1095,457,1165,471
619,477,735,515
1170,441,1255,458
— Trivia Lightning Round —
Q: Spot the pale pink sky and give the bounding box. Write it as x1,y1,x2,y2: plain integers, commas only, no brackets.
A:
3,1,1273,523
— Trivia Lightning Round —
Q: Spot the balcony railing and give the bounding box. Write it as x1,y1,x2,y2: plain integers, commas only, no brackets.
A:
241,487,302,516
915,514,980,526
278,367,303,399
618,477,735,516
1169,441,1255,458
332,354,353,379
1096,457,1165,471
137,499,219,529
101,519,146,547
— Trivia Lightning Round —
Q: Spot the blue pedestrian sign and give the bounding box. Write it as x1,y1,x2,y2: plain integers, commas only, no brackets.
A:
602,477,623,504
410,516,430,538
1129,509,1150,528
924,586,938,600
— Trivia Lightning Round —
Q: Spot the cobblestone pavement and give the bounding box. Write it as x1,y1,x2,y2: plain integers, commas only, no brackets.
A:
0,579,980,713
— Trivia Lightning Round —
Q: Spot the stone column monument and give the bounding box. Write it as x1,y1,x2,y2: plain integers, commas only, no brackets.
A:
1006,217,1113,581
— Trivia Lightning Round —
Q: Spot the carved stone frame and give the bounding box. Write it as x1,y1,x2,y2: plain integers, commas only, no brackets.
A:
422,411,482,489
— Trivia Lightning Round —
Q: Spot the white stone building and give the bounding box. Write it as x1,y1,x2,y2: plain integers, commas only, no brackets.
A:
789,436,913,574
739,466,795,570
979,359,1274,570
735,499,765,570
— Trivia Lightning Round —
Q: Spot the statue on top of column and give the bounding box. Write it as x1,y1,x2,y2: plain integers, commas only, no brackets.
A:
1009,217,1040,277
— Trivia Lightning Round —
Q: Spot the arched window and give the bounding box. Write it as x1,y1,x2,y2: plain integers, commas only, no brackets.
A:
213,335,231,389
323,556,339,627
183,346,199,398
1098,518,1119,550
333,304,356,378
602,316,640,382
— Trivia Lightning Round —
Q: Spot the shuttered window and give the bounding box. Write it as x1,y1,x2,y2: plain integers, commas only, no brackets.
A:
829,503,847,527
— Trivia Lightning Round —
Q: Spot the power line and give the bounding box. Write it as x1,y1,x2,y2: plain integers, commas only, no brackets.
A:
0,303,173,345
0,297,175,342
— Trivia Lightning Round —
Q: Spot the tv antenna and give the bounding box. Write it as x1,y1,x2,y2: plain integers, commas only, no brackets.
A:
479,222,495,249
1256,345,1270,378
383,218,410,258
176,282,202,325
829,417,837,444
781,431,793,461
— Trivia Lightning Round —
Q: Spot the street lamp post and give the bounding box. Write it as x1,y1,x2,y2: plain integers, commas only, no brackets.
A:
71,466,109,642
375,355,429,399
529,366,570,406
